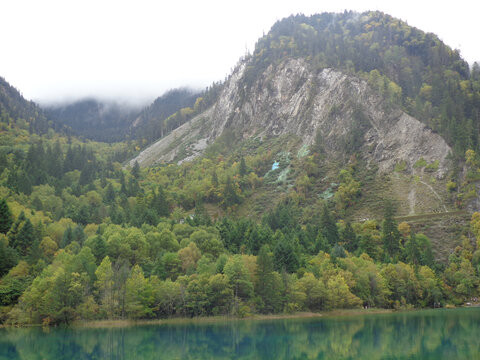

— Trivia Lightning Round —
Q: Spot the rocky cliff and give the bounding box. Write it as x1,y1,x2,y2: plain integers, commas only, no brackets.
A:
130,57,451,179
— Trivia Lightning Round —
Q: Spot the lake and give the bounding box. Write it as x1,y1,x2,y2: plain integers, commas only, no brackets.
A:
1,308,479,359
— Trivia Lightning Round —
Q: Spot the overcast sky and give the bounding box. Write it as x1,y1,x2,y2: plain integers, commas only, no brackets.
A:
1,0,479,105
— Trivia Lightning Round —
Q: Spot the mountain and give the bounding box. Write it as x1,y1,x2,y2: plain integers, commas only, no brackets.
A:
0,77,49,134
128,11,480,255
132,11,479,164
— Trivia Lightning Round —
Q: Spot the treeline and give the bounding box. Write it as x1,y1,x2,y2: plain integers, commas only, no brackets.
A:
1,190,480,325
245,11,480,156
0,115,479,325
2,140,134,198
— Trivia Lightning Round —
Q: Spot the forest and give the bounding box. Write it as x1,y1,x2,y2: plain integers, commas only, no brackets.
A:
1,11,480,326
0,118,479,325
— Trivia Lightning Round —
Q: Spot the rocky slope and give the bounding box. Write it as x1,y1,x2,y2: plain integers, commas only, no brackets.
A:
130,57,451,179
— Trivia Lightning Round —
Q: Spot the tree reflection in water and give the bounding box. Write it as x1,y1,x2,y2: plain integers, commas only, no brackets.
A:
0,308,479,359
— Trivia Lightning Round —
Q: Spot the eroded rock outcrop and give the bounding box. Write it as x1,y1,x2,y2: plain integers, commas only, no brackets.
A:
130,58,451,177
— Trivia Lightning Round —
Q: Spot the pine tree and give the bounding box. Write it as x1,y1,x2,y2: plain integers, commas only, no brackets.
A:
405,230,420,265
382,201,401,260
104,182,116,204
239,157,247,177
16,218,35,256
131,161,140,179
0,198,13,234
223,176,240,208
151,186,169,217
72,225,86,245
61,227,74,248
8,211,26,247
320,204,339,245
0,241,18,276
341,222,358,252
273,231,299,273
211,170,219,187
255,245,281,313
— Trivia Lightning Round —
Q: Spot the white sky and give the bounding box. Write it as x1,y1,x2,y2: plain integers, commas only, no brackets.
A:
1,0,479,105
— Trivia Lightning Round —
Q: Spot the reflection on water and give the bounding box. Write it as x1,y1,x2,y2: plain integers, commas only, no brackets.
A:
1,308,479,359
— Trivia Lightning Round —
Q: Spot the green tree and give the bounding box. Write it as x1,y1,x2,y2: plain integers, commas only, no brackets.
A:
404,230,421,265
382,202,401,260
208,273,233,315
131,161,141,179
0,238,18,276
239,157,247,177
341,222,358,252
125,265,152,319
255,245,282,313
0,199,13,234
320,204,339,246
104,183,116,204
273,231,299,273
298,272,328,310
95,256,115,318
151,186,170,217
15,218,36,257
224,255,254,312
326,274,362,309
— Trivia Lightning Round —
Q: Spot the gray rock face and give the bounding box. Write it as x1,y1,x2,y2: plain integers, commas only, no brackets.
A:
130,57,451,177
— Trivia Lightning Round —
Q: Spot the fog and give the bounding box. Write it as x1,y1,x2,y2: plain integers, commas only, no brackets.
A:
1,0,478,104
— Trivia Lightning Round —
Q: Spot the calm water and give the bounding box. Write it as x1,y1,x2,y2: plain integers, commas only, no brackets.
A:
1,308,479,359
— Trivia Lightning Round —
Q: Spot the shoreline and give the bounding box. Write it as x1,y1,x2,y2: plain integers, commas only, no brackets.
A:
7,307,475,329
71,308,394,329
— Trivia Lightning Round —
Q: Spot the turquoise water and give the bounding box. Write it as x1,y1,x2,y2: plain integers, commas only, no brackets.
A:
1,308,479,359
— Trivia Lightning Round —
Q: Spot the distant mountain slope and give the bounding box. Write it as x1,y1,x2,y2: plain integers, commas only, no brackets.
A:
45,99,141,142
130,83,224,147
0,77,49,134
131,88,200,143
44,85,223,144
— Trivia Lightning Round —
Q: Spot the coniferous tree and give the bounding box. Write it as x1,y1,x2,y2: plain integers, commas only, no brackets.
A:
64,146,75,172
104,182,116,204
382,202,401,260
151,185,170,218
211,170,219,187
239,157,247,177
223,176,240,208
405,230,421,265
72,225,86,246
320,204,340,246
273,231,299,273
255,245,282,313
0,151,7,174
8,211,26,248
341,222,358,252
0,241,18,276
0,198,13,234
131,161,140,179
15,218,35,256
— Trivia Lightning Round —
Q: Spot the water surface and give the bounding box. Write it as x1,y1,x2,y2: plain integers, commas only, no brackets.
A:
1,308,479,359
